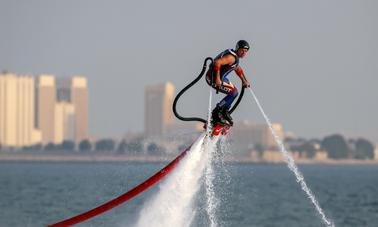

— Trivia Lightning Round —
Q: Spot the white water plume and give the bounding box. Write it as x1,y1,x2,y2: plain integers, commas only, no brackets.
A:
206,89,213,135
204,88,219,227
204,135,233,227
204,139,219,227
135,133,210,227
135,90,219,227
248,87,335,227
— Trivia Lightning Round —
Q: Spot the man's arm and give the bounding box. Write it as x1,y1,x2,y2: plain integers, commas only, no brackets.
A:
213,55,236,87
235,66,250,88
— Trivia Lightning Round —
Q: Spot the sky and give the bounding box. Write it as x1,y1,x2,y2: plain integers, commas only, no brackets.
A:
1,0,377,143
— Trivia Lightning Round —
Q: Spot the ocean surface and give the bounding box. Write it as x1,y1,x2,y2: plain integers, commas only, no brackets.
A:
0,161,377,227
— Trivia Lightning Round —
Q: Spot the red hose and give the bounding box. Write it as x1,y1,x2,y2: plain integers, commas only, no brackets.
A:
48,146,191,227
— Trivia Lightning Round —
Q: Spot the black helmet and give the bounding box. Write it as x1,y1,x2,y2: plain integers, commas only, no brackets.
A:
235,40,250,50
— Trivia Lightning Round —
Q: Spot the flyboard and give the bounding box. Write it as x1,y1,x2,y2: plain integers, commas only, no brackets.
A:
48,58,244,226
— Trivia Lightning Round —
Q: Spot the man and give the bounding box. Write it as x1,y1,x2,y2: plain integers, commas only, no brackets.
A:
206,40,250,126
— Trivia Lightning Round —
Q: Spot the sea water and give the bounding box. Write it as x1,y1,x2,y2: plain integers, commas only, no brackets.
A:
0,162,377,227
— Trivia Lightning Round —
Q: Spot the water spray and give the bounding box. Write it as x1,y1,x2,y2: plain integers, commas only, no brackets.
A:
247,87,335,227
135,134,208,227
204,89,219,227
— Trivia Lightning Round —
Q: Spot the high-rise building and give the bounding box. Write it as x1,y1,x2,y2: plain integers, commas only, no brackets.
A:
0,73,41,147
230,120,283,154
36,75,56,144
55,76,88,143
54,102,75,144
267,124,283,147
145,82,175,137
71,76,88,143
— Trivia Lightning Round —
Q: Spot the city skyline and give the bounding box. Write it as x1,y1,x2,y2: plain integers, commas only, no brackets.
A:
0,72,88,147
1,1,377,143
0,73,376,161
1,72,376,146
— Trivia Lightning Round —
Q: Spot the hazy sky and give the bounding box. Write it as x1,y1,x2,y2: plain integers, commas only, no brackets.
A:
1,0,377,143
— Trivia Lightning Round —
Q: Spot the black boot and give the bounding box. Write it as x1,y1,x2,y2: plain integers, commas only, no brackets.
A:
221,108,233,126
211,106,227,126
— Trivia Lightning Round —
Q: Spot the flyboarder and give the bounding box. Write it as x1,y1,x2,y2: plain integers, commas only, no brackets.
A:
206,40,251,126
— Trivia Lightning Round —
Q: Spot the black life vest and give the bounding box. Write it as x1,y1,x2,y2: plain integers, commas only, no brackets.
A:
211,49,239,80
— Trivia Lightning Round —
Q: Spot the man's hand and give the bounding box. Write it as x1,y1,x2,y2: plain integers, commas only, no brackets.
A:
215,78,222,88
242,80,250,88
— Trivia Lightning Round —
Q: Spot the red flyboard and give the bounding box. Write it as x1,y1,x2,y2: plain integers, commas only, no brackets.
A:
48,146,191,227
211,124,231,137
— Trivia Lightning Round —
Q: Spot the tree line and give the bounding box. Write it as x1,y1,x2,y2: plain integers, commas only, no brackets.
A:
1,138,167,156
1,134,375,160
287,134,375,160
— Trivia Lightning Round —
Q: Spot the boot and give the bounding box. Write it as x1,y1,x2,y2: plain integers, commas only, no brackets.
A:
211,106,227,126
221,108,233,126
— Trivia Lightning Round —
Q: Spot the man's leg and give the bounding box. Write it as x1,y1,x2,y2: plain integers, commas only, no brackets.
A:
213,82,238,126
217,86,238,109
216,82,238,125
206,72,227,125
206,72,238,126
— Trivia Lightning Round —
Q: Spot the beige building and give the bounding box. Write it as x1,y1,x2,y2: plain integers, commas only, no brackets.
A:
261,150,284,163
230,120,284,154
0,73,41,146
314,150,328,161
71,76,88,143
36,75,56,144
375,145,378,161
261,150,306,163
250,149,328,162
56,76,88,143
54,102,75,144
145,82,175,137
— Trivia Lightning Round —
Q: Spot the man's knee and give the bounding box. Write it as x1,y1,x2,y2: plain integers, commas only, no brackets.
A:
231,89,238,98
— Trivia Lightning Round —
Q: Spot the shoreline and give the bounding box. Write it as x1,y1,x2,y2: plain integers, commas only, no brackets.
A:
1,152,377,165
